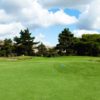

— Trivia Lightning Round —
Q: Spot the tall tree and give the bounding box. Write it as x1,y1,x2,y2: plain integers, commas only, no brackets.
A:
46,47,58,57
14,29,38,56
2,39,13,57
37,43,47,56
74,34,100,56
56,28,74,55
82,34,100,42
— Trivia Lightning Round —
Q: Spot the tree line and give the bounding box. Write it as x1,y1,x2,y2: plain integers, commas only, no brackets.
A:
0,28,100,57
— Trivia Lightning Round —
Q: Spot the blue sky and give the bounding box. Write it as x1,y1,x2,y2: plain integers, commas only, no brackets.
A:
32,8,81,45
64,9,80,18
0,0,100,46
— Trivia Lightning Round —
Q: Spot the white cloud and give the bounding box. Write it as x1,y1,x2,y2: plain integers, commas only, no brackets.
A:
0,0,77,27
38,0,93,11
77,0,100,30
39,0,100,30
0,0,78,39
0,0,33,13
20,0,77,27
0,22,25,39
0,0,100,40
35,33,45,42
73,29,99,37
0,9,13,23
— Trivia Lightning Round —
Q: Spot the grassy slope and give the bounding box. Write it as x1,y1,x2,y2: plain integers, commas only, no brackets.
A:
0,56,100,100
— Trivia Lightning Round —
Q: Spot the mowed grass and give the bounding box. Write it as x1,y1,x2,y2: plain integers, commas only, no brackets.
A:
0,56,100,100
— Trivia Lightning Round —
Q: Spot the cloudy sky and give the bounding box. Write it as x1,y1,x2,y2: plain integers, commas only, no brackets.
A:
0,0,100,46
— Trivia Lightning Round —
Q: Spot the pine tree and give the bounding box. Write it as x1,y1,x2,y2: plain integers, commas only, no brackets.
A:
56,28,74,55
14,29,38,56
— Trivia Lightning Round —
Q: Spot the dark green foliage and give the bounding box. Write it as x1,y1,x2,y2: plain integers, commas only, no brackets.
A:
14,29,38,56
46,47,58,57
56,28,75,55
82,34,100,42
37,43,47,56
37,43,58,57
73,34,100,56
0,39,13,57
56,29,100,56
0,28,100,57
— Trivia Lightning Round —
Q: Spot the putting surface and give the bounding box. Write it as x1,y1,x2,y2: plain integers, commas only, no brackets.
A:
0,56,100,100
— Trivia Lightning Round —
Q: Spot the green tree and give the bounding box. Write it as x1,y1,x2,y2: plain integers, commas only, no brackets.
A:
46,47,58,57
2,39,13,57
14,29,38,56
37,43,47,56
82,34,100,42
56,28,74,55
74,34,100,56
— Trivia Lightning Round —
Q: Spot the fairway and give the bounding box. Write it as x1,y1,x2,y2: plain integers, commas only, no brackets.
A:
0,56,100,100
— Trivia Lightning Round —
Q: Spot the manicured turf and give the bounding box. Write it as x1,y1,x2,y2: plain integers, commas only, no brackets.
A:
0,56,100,100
